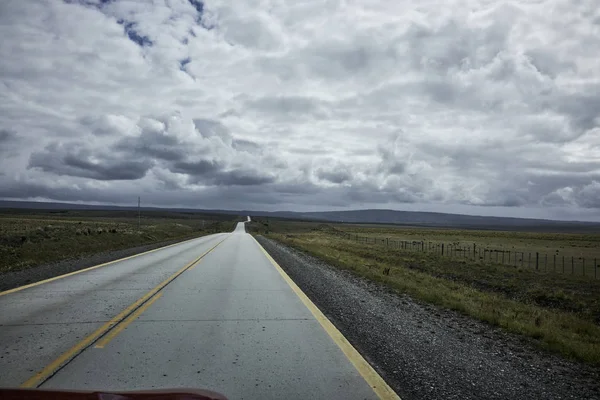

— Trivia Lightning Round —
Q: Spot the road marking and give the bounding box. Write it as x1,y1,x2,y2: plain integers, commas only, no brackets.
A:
0,234,226,297
20,237,228,388
251,236,401,400
94,293,163,349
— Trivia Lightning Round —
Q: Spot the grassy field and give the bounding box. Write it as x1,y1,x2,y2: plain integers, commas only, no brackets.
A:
0,209,239,274
248,218,600,365
341,224,600,276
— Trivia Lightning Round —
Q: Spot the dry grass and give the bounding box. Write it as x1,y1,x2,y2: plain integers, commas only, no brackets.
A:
0,211,237,273
340,225,600,277
249,219,600,365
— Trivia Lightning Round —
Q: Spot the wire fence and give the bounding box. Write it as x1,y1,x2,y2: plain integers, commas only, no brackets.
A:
328,229,600,280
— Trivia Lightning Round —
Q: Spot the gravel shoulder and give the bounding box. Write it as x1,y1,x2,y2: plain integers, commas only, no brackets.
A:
0,236,202,292
256,235,600,400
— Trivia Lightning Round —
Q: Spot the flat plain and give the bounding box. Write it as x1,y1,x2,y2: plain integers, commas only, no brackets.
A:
0,209,237,274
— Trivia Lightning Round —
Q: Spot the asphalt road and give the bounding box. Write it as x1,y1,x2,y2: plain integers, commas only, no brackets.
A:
0,222,395,399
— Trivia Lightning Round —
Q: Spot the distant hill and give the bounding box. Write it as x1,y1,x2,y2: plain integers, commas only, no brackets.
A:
268,209,600,233
1,200,599,233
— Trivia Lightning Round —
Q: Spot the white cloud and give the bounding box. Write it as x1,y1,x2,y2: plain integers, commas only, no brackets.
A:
1,0,599,220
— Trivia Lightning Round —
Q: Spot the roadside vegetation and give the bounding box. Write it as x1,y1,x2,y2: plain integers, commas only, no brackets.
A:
0,209,238,274
248,218,600,365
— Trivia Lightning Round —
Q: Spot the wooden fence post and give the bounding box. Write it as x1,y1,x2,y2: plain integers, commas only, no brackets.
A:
571,256,574,275
442,243,444,255
553,255,556,272
521,253,524,267
536,252,539,270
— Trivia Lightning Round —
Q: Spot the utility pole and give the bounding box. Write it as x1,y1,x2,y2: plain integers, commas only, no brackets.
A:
138,196,141,231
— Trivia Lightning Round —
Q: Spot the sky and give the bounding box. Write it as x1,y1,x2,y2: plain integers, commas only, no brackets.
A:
1,0,599,221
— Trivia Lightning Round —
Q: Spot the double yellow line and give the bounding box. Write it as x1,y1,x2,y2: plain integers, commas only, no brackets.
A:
21,237,227,388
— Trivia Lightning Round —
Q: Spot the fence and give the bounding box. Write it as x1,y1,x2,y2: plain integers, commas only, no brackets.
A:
328,229,600,279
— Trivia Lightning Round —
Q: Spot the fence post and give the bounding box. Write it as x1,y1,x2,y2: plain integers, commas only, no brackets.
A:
441,243,444,256
496,251,498,263
521,253,524,267
595,258,597,279
571,256,574,274
544,254,547,272
502,251,505,264
553,255,556,272
562,255,565,273
528,253,531,269
535,252,539,270
473,244,476,259
386,238,389,247
583,258,585,276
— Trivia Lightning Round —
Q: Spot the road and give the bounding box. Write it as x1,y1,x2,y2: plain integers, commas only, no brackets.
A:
0,221,398,399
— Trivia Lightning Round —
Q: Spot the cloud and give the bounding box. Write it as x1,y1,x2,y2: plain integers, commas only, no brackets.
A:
1,0,599,220
28,142,154,181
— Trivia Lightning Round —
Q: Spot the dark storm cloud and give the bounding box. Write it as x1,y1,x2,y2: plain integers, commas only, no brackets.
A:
0,129,19,151
555,91,600,132
192,119,233,141
0,129,16,143
232,139,261,153
114,134,186,162
316,167,351,184
212,169,275,186
171,159,223,175
177,161,275,186
0,129,21,158
28,143,153,181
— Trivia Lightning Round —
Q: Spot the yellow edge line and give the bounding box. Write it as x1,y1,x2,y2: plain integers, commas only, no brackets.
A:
250,236,401,400
20,237,228,388
0,234,225,297
95,293,163,349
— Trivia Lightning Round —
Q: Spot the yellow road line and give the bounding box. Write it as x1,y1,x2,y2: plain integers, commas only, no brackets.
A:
20,237,227,388
94,293,163,349
251,236,401,400
0,234,226,297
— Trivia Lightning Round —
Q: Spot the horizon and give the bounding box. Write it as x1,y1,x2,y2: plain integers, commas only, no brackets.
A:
2,199,599,224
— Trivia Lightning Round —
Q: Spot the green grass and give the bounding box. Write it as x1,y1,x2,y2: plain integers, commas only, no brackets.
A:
339,224,600,277
248,219,600,365
0,210,238,274
250,219,600,277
